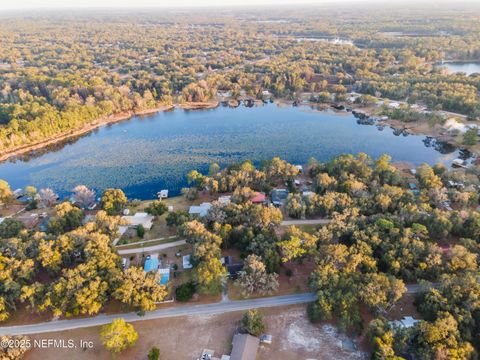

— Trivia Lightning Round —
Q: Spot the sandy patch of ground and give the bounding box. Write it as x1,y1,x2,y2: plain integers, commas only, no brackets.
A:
23,305,367,360
259,307,368,360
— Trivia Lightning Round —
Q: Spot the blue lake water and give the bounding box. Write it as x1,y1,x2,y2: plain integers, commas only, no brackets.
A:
439,62,480,76
0,103,462,200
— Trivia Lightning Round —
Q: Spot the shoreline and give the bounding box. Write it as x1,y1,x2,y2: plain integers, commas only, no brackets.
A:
0,101,220,163
0,96,476,164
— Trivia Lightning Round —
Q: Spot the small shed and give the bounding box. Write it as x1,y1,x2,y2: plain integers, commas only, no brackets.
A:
260,334,272,344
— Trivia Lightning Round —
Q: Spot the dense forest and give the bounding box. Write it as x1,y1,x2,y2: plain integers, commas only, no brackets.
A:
1,3,480,154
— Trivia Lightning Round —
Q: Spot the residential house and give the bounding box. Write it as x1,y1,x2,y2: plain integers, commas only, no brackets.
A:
218,196,232,206
294,165,303,173
271,189,289,207
16,213,40,229
389,316,420,329
144,256,170,285
222,256,243,278
13,189,25,199
189,203,212,217
122,212,154,230
183,255,193,269
302,191,315,198
230,334,260,360
250,192,266,205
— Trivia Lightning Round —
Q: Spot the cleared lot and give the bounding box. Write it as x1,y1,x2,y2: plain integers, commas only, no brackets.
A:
24,305,367,360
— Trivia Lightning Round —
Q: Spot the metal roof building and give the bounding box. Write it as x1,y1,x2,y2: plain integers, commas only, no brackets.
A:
230,334,259,360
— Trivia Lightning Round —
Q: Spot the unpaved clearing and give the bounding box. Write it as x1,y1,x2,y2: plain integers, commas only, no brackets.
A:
259,307,368,360
24,305,367,360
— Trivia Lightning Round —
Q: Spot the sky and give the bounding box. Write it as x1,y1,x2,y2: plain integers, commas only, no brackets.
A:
1,0,330,10
0,0,475,10
0,0,409,11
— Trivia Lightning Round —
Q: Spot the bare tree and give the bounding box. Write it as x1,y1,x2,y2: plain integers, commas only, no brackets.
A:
73,185,96,209
36,188,58,208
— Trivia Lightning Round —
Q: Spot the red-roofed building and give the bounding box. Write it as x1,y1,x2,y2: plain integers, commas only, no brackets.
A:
250,192,266,204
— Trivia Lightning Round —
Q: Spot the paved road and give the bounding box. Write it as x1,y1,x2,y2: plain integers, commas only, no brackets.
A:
281,219,331,226
117,239,187,255
0,293,317,336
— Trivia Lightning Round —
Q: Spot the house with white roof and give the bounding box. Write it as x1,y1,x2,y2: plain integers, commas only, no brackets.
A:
217,196,232,206
183,255,193,269
189,203,212,217
158,190,169,199
122,212,154,230
389,316,420,329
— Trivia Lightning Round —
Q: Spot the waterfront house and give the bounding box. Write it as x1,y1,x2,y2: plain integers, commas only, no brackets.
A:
189,202,212,217
294,165,303,173
13,189,25,199
158,190,169,199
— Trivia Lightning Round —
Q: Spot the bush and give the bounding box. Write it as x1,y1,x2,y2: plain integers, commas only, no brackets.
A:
175,281,196,302
463,128,478,146
26,199,38,211
0,218,25,239
146,200,168,216
166,210,189,227
240,310,265,337
181,187,199,201
137,224,145,238
307,302,322,323
148,347,160,360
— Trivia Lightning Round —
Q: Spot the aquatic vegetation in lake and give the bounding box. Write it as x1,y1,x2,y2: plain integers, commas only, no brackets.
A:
0,105,461,199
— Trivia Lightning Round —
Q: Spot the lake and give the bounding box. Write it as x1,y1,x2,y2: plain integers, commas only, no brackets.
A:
439,62,480,76
0,103,463,200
